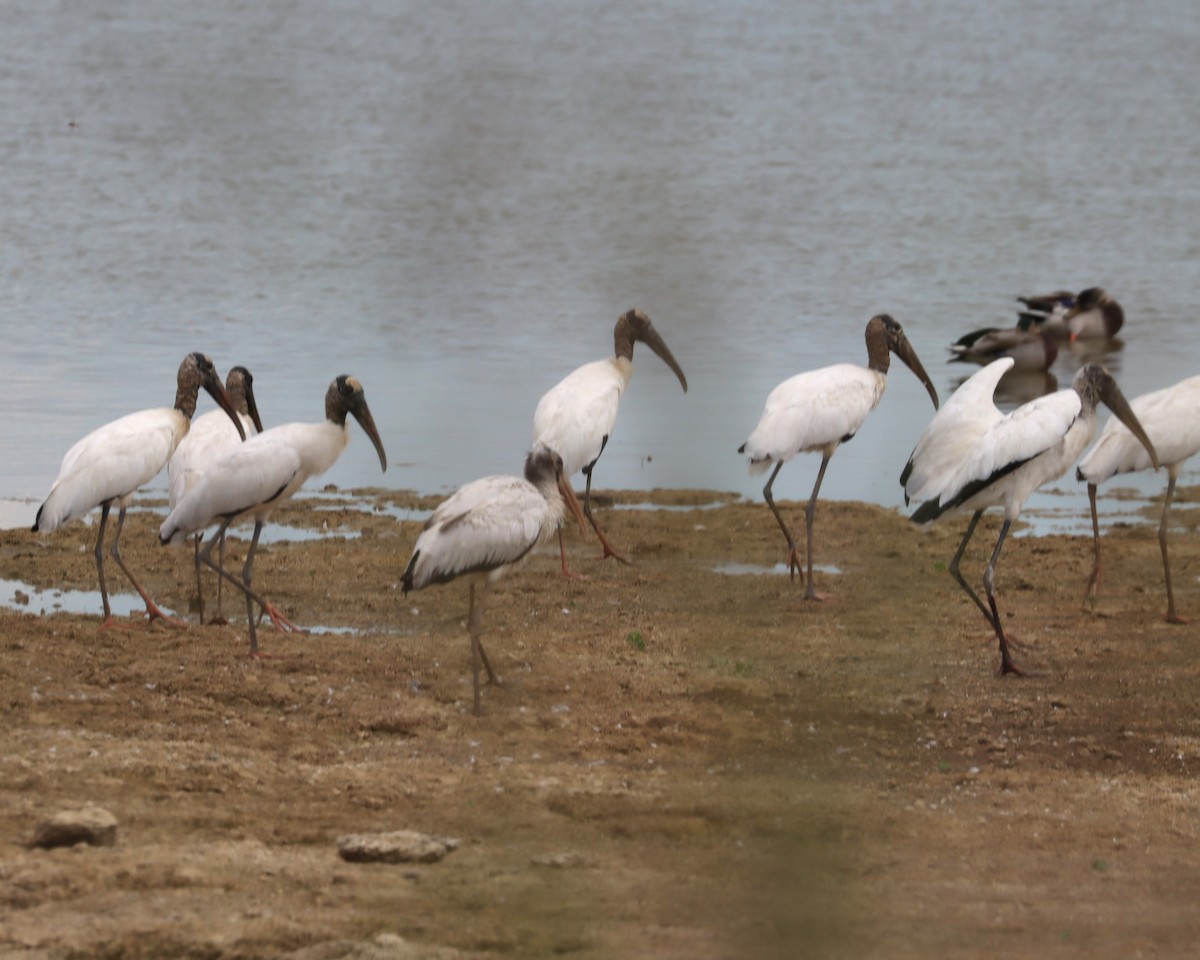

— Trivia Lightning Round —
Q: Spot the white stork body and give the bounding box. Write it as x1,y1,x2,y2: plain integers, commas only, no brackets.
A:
1077,374,1200,621
167,366,263,624
32,353,245,625
167,409,259,514
902,358,1013,506
910,363,1159,674
531,309,687,573
160,376,387,655
741,364,886,471
533,356,631,480
162,420,352,540
933,383,1094,522
741,314,938,601
402,446,587,715
39,408,191,533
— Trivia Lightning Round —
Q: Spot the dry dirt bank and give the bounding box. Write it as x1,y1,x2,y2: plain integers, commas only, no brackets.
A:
2,487,1199,958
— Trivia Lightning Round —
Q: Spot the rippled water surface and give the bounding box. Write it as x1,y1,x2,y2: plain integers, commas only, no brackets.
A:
4,0,1198,534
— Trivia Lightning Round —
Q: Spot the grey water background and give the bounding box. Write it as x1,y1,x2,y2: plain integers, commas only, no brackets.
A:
3,0,1199,535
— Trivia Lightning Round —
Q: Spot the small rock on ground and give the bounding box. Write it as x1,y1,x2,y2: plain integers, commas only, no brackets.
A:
336,830,459,865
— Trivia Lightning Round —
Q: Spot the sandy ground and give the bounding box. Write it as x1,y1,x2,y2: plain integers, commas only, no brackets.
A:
2,485,1200,959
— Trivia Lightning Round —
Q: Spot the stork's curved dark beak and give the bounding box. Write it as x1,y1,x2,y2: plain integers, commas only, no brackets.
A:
203,371,248,441
244,380,265,435
1098,373,1160,471
894,335,939,411
639,326,688,393
351,398,388,473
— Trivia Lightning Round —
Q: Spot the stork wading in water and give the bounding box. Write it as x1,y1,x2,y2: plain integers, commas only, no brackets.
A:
160,376,387,656
32,352,247,626
401,445,588,716
532,308,687,575
905,361,1159,675
167,366,265,624
740,314,939,601
1076,374,1200,623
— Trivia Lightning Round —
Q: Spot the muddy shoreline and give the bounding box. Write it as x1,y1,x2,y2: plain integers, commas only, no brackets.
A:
2,487,1199,958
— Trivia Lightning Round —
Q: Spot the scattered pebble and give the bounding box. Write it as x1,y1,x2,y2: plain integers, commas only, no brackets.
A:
337,830,459,864
32,805,118,849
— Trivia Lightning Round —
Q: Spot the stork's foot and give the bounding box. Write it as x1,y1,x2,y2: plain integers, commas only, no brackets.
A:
600,543,633,565
1165,612,1191,625
559,561,589,581
257,602,304,634
784,546,805,583
99,616,133,632
143,603,186,628
998,654,1027,677
802,588,832,603
205,614,230,627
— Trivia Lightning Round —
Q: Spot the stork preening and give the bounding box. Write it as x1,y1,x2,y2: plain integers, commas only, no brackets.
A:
532,308,687,575
905,361,1159,675
400,445,588,716
1076,374,1200,622
32,352,246,626
160,375,387,656
740,314,938,600
167,366,265,624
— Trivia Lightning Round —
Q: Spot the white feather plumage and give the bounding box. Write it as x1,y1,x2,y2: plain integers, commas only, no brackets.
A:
37,408,190,532
532,356,630,477
405,473,566,591
1078,375,1200,483
161,421,349,542
741,364,886,473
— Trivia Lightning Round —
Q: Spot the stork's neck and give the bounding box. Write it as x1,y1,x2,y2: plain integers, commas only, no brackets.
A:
325,394,348,425
865,325,891,375
614,319,635,361
174,384,199,420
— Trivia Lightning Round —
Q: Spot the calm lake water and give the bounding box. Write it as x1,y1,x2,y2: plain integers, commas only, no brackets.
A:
3,0,1199,535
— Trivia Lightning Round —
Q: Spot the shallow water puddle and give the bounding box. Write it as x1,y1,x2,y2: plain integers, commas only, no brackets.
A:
713,562,843,576
0,576,177,619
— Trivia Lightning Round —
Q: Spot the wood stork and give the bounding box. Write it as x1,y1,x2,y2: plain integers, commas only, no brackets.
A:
740,314,939,601
532,308,687,575
400,444,588,716
32,352,247,626
167,366,265,624
159,375,387,656
1017,290,1076,338
907,362,1159,675
949,317,1058,372
1076,374,1200,622
1064,287,1124,341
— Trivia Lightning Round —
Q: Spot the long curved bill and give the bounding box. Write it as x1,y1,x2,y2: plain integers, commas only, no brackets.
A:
557,470,588,534
895,336,940,410
244,381,265,434
642,327,689,393
203,376,248,441
1099,376,1160,471
352,401,388,473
